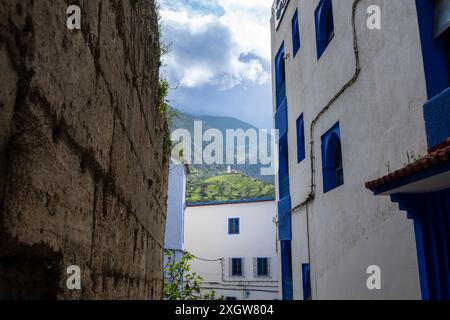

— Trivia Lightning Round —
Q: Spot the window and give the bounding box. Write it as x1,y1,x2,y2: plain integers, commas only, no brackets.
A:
275,43,286,108
321,122,344,193
280,240,293,300
334,139,344,186
296,114,305,163
434,0,450,38
302,264,312,300
255,258,270,277
435,0,450,80
228,218,239,235
292,10,301,57
231,258,243,277
315,0,334,59
278,134,290,199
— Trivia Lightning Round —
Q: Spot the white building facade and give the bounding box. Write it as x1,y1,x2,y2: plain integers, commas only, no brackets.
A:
270,0,450,300
164,163,189,263
184,199,280,300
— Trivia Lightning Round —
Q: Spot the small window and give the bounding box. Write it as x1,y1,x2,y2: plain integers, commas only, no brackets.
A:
302,264,312,300
321,122,344,193
231,258,243,276
315,0,334,59
228,218,240,235
334,139,344,186
275,43,286,108
435,0,450,80
296,114,305,163
256,258,270,277
292,10,301,57
434,0,450,38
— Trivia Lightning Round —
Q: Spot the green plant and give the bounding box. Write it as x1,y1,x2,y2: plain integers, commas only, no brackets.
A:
158,78,170,115
164,251,223,300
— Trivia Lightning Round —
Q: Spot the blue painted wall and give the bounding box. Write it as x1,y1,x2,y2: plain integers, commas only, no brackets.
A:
415,0,449,99
391,188,450,300
415,0,450,149
424,87,450,147
275,41,293,300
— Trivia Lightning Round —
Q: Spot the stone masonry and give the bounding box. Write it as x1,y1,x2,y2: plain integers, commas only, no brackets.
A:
0,0,169,299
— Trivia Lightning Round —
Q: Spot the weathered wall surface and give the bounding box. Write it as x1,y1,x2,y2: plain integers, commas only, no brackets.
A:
0,0,169,299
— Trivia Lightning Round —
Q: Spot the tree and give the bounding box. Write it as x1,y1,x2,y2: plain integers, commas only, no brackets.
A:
163,250,223,300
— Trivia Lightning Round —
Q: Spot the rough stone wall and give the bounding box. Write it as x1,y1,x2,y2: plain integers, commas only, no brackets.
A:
0,0,169,299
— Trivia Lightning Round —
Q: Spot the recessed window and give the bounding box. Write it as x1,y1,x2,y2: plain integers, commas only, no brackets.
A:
292,10,301,57
435,0,450,80
228,218,240,235
296,114,305,163
256,258,270,277
275,43,286,108
231,258,243,277
315,0,334,59
278,134,290,199
302,264,312,300
321,122,344,193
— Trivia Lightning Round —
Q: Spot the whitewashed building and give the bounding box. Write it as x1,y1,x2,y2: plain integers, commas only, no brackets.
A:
184,199,280,300
164,163,189,263
271,0,450,300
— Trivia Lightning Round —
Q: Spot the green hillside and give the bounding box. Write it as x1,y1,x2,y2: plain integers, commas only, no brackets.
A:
169,107,274,184
186,173,275,203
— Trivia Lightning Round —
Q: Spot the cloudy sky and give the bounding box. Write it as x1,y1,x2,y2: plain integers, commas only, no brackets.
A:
159,0,274,129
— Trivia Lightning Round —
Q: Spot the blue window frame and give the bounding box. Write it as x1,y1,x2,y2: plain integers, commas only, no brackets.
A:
292,10,301,57
279,134,290,199
280,240,293,300
275,43,286,108
415,0,450,98
228,218,240,235
321,122,344,193
231,258,243,276
417,0,450,150
302,264,312,300
315,0,334,59
257,258,269,276
296,114,305,163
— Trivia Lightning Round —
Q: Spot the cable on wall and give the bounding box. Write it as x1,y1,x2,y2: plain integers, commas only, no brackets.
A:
291,0,362,213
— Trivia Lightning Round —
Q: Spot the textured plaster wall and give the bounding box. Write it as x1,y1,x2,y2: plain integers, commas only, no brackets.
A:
0,0,169,299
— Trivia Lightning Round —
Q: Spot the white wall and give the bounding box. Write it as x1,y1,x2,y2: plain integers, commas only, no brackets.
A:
271,0,426,299
184,201,280,300
164,164,187,252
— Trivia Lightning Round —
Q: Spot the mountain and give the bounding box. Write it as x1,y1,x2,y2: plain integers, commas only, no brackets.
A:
169,108,275,184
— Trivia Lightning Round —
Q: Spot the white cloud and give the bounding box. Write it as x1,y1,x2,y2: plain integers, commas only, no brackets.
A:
160,0,273,90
